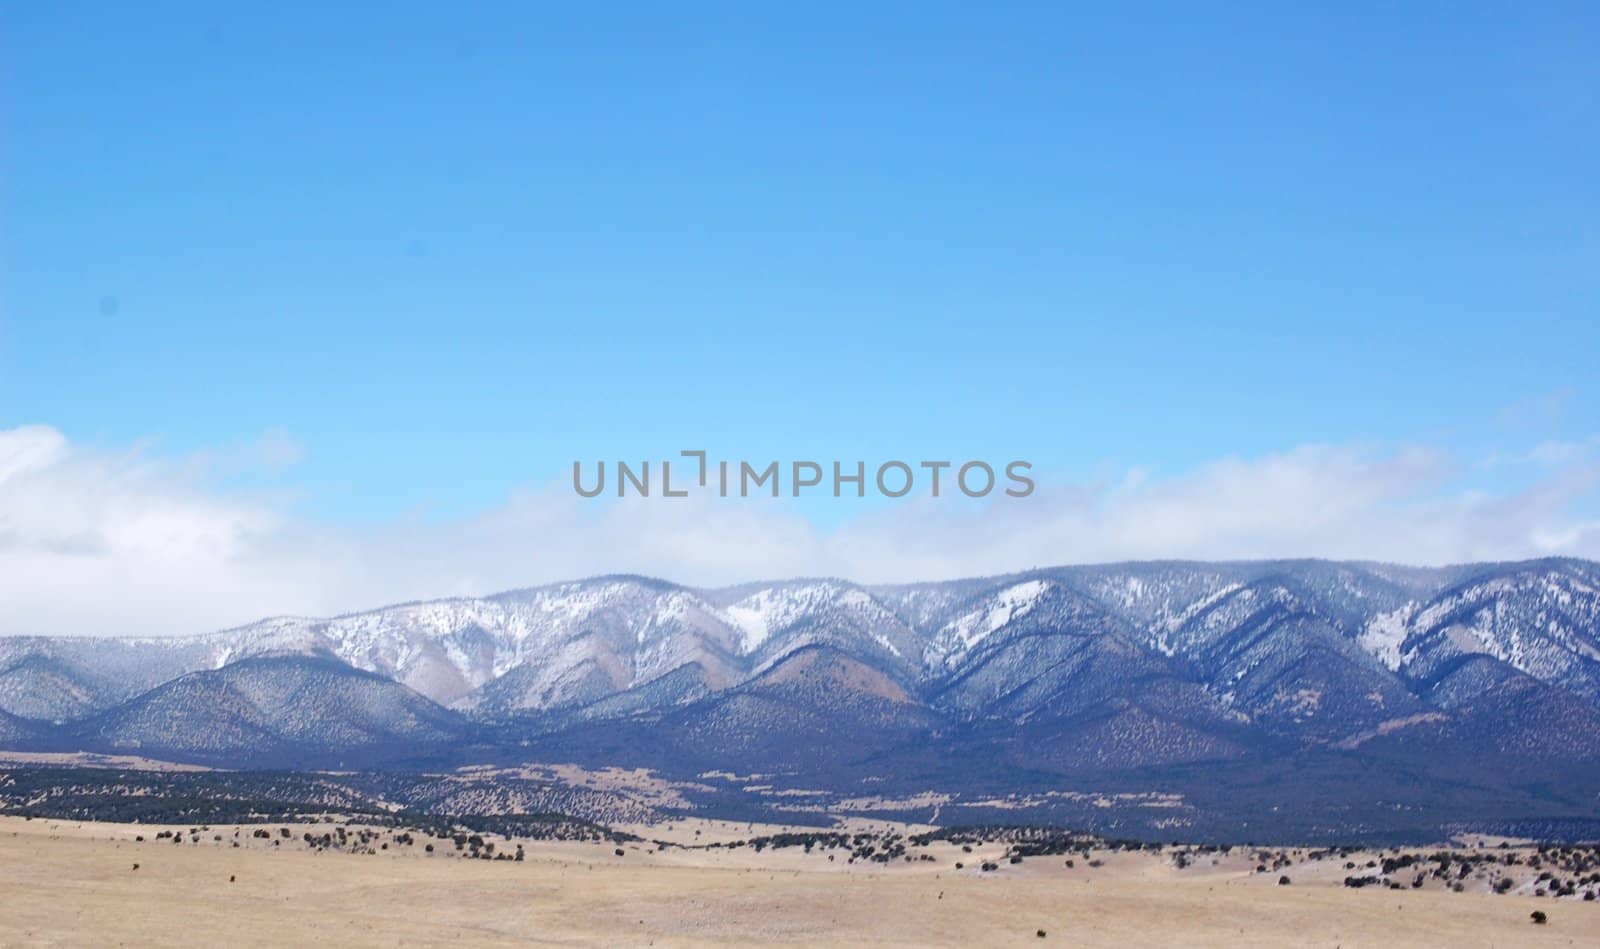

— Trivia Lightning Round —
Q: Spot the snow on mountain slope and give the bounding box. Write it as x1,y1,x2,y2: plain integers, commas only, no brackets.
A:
1394,560,1600,701
4,559,1599,748
0,636,223,721
927,579,1053,667
714,581,922,678
1358,603,1418,671
210,578,752,711
2,577,926,715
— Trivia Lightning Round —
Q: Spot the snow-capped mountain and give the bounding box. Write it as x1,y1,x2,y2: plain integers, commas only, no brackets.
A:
3,558,1600,791
0,575,934,720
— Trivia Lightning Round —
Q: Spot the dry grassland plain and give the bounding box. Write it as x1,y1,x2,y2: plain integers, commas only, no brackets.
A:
0,816,1597,947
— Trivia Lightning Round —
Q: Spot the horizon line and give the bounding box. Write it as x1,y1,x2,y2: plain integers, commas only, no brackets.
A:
10,554,1594,643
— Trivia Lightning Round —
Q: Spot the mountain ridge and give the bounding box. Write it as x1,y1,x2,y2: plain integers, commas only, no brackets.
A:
3,557,1595,715
2,557,1598,841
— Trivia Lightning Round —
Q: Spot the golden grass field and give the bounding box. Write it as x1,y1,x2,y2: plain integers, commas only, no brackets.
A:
1,815,1596,947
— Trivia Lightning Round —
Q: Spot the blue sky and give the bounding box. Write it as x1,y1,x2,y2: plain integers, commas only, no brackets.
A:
1,4,1598,634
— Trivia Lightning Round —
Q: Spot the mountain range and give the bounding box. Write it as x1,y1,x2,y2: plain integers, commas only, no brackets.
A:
4,558,1600,842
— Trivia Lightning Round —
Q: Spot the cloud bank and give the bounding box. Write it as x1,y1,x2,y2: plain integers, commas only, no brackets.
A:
1,424,1598,637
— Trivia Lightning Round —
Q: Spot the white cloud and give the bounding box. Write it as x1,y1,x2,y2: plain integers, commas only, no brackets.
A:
1,426,1597,637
